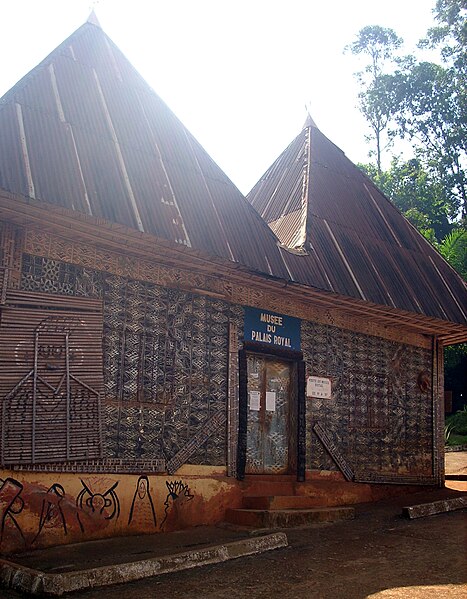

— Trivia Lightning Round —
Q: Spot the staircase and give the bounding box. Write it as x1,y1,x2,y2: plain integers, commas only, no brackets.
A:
225,475,355,529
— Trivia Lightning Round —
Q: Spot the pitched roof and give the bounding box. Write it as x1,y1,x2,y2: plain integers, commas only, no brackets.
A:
0,20,289,278
247,120,467,326
0,19,465,336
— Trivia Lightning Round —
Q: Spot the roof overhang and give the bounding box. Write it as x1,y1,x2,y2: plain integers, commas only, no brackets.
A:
1,188,466,345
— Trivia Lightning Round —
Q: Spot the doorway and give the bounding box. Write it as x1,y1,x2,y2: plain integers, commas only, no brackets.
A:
245,353,297,475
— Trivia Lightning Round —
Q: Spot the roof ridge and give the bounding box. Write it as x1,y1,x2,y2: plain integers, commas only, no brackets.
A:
302,112,318,130
0,22,97,107
300,121,312,247
87,10,102,28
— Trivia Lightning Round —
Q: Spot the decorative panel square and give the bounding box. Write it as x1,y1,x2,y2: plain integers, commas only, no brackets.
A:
0,291,104,464
20,254,229,468
302,321,433,479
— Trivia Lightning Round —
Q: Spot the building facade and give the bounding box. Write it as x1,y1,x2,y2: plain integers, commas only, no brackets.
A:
0,19,465,553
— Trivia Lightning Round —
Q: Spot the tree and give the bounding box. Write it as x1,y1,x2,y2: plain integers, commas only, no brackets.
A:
347,2,467,221
421,0,467,71
359,158,452,241
388,59,467,220
345,26,403,173
388,1,467,219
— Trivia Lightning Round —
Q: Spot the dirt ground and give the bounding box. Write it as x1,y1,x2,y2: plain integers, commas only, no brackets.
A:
445,451,467,492
2,488,466,599
445,451,467,476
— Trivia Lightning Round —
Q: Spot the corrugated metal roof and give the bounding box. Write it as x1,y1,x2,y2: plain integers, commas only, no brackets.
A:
0,21,290,280
0,19,465,330
248,123,467,326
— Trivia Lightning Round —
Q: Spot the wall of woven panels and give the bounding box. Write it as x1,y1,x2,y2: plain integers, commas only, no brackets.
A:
302,321,433,479
18,253,435,479
20,254,236,467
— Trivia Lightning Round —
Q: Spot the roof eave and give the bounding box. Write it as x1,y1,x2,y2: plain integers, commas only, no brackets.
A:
1,188,466,345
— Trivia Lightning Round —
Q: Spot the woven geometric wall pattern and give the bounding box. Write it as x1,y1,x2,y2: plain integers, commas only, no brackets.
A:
302,321,433,479
21,254,230,466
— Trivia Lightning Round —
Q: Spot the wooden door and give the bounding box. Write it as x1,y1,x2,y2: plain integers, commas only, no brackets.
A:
245,354,292,474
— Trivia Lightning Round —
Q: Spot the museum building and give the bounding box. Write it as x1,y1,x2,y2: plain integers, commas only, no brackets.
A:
0,16,466,552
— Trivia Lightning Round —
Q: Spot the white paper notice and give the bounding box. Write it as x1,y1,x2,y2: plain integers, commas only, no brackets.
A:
265,391,276,411
249,390,260,411
307,376,332,399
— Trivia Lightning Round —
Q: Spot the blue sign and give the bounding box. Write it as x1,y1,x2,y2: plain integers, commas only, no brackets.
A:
244,307,301,351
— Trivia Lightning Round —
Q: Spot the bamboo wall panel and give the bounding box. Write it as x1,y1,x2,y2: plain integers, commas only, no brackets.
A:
0,223,23,302
20,254,232,469
227,321,242,477
0,291,103,465
434,340,444,486
102,276,230,466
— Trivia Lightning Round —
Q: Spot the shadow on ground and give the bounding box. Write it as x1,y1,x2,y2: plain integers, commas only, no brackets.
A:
2,487,466,599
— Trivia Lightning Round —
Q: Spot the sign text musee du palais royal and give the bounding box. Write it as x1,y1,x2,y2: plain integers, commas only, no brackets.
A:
244,307,301,351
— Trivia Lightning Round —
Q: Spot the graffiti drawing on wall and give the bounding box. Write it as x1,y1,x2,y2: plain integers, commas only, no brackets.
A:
77,480,120,521
33,483,68,543
160,480,194,530
0,477,24,544
128,475,157,527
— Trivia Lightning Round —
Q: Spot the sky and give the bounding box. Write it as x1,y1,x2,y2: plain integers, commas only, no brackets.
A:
1,0,439,193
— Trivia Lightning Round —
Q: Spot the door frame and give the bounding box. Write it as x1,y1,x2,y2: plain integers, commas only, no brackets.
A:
237,341,306,481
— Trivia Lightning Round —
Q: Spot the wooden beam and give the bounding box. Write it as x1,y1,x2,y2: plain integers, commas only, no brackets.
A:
1,190,466,345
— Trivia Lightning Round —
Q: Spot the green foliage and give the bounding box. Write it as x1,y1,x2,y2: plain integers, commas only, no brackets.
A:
388,58,467,219
345,26,403,172
445,405,467,436
359,158,453,241
345,25,403,78
437,228,467,278
445,343,467,370
444,421,455,443
445,432,467,446
445,406,467,446
420,0,467,70
347,2,467,219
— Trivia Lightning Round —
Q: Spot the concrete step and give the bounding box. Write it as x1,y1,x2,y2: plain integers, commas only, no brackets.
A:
225,506,355,529
402,496,467,519
242,495,324,510
0,532,289,596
